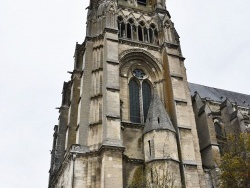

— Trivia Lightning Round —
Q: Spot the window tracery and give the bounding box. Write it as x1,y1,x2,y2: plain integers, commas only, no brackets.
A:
129,69,152,123
117,16,159,45
133,69,146,79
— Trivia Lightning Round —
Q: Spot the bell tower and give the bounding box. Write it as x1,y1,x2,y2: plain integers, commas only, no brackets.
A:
49,0,206,187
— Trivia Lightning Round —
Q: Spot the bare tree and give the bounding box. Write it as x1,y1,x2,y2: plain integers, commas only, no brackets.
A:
129,163,177,188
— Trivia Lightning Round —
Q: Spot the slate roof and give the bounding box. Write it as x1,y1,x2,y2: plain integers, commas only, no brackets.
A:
189,82,250,108
143,91,175,134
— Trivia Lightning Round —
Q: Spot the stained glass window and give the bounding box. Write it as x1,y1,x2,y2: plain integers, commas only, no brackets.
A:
142,81,151,121
133,69,145,79
129,79,141,123
129,69,152,123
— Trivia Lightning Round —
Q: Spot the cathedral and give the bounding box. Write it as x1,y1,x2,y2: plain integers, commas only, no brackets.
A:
48,0,250,187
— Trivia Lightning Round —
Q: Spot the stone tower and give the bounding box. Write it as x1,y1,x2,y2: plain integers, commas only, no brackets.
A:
49,0,206,187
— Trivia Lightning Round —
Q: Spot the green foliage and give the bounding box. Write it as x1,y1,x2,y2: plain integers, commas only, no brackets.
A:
220,133,250,188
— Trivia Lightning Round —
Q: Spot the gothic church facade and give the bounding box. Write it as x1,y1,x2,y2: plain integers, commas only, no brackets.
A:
48,0,250,187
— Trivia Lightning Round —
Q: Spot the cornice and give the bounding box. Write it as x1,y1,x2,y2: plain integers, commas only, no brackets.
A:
145,157,180,164
119,38,160,51
123,155,145,164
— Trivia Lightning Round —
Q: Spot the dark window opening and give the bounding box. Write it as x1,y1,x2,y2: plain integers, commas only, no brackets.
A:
120,23,125,37
149,28,153,43
215,122,224,137
128,18,134,24
143,27,148,42
118,22,126,37
118,16,123,22
150,168,154,184
129,79,140,123
140,21,145,27
132,25,137,40
118,16,125,38
138,26,143,41
127,23,131,39
148,140,151,156
154,30,159,45
127,19,135,39
158,117,160,124
138,0,147,6
142,81,151,121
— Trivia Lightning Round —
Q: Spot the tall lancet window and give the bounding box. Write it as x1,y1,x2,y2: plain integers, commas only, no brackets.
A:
142,81,151,121
129,69,152,123
129,79,140,123
118,16,125,38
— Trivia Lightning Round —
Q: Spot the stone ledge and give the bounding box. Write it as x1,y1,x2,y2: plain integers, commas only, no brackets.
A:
92,67,103,73
123,155,144,164
171,73,183,79
119,38,160,51
90,94,103,100
145,157,180,164
106,114,120,119
121,121,144,129
178,125,192,130
106,59,119,65
106,86,120,92
183,160,197,166
174,98,187,104
200,143,219,153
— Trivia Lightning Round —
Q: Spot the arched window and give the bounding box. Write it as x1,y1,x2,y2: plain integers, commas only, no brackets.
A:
129,69,152,123
138,21,147,42
129,79,140,123
117,16,125,37
117,16,159,45
138,25,143,41
149,24,158,44
127,18,135,39
214,122,224,137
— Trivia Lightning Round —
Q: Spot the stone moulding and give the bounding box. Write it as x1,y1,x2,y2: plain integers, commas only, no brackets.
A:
119,38,160,51
123,155,145,164
119,48,161,68
121,121,145,129
145,157,180,164
49,143,125,187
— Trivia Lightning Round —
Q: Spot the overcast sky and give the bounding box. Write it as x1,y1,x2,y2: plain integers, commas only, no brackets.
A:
1,0,250,187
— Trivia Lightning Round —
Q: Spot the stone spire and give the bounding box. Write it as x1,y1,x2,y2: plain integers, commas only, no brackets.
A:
143,90,175,134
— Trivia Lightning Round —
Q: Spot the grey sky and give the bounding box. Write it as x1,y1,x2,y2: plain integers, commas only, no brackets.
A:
0,0,249,187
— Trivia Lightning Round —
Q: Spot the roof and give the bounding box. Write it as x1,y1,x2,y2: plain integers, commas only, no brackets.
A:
143,91,175,134
189,82,250,108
